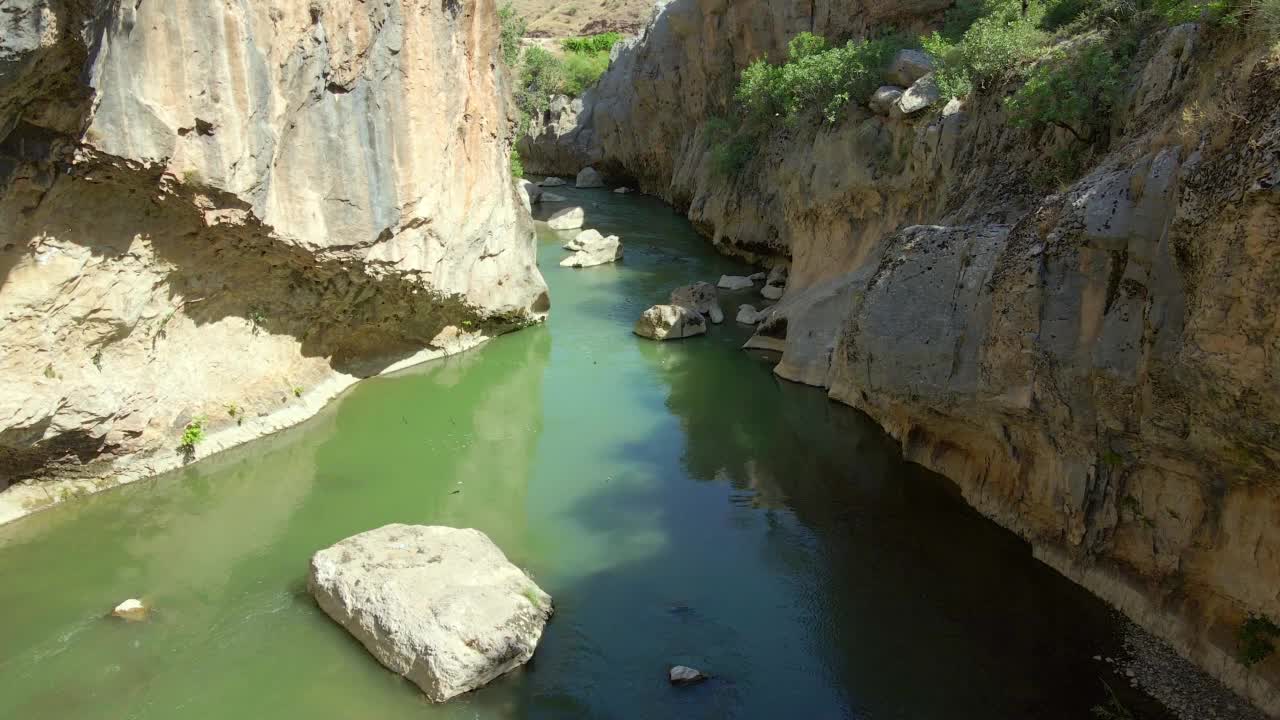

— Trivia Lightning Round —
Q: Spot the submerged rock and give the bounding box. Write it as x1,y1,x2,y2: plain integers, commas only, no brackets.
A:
634,305,707,341
669,665,707,685
613,187,634,194
717,275,756,291
671,282,724,324
576,167,605,188
541,192,569,203
308,524,552,703
539,176,568,187
547,206,586,230
748,272,767,282
112,599,148,622
561,234,623,268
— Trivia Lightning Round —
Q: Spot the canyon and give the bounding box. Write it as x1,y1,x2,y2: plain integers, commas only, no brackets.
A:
521,0,1280,713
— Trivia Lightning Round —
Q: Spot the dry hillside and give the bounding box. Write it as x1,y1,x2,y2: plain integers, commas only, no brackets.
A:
508,0,654,37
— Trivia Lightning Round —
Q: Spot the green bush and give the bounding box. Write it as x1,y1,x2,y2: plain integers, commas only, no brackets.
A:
735,32,907,125
498,4,527,66
180,416,207,450
516,46,567,120
922,11,1048,98
1253,0,1280,39
1005,41,1123,141
510,148,524,178
562,49,612,96
561,32,622,54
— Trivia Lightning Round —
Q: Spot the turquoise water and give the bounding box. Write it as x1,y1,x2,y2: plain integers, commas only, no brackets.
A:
0,187,1167,719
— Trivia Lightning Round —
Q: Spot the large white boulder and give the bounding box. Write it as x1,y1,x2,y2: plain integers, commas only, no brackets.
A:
563,229,603,251
671,281,724,324
576,167,605,188
547,206,585,230
308,525,553,703
717,275,755,291
561,234,623,268
634,305,707,341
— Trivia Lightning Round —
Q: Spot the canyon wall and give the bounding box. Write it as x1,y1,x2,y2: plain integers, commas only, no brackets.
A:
522,0,1280,713
0,0,548,523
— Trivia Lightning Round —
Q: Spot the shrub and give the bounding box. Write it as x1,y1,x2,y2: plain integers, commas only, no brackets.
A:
562,49,612,96
510,148,524,178
516,46,567,119
1254,0,1280,40
923,11,1048,98
1153,0,1242,24
498,4,527,66
180,416,206,450
735,32,908,125
1006,41,1124,141
560,32,622,54
705,117,756,176
1238,614,1280,667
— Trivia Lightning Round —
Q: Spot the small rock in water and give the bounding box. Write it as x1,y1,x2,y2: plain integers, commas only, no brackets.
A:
748,271,767,282
561,233,623,268
547,206,585,231
539,176,568,187
736,304,767,325
112,598,148,622
576,167,605,188
613,186,633,194
541,192,569,203
717,275,755,291
669,665,707,685
634,305,707,341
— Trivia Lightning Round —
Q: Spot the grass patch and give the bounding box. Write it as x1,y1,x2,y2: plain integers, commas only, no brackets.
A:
179,416,207,451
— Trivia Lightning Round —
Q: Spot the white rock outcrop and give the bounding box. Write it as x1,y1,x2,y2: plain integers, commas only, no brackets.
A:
308,525,552,703
547,207,586,230
633,305,708,341
576,167,605,188
0,0,549,522
517,179,543,210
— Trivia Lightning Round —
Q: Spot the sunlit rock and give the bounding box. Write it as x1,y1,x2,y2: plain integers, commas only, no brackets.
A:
308,525,552,703
669,665,707,685
671,281,724,324
112,598,148,622
634,305,707,341
547,206,586,230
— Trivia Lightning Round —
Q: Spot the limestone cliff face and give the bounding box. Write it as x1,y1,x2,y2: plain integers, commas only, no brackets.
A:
0,0,548,521
523,0,1280,712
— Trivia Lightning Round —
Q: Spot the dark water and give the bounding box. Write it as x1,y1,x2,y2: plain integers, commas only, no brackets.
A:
0,186,1167,719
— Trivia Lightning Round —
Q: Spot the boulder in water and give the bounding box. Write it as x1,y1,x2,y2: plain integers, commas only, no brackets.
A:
576,167,605,188
112,598,148,622
561,234,623,268
539,176,568,187
547,206,585,230
308,524,552,703
736,304,768,325
541,192,569,203
717,275,755,291
670,281,724,324
634,305,707,341
613,187,634,194
669,665,708,685
563,229,602,251
761,265,788,301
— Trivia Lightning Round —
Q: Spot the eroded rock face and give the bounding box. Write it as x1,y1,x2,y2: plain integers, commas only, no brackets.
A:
308,525,553,702
521,0,1280,711
0,0,549,520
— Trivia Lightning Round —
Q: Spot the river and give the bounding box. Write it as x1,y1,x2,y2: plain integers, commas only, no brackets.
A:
0,186,1170,719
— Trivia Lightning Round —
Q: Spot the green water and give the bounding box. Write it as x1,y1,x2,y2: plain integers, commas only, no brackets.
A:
0,188,1167,719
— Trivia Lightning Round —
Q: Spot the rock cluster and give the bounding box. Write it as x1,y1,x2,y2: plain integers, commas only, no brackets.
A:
561,230,623,268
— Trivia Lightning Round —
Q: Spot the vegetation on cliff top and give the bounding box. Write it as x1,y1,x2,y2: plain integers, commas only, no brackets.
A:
708,0,1280,179
513,29,622,131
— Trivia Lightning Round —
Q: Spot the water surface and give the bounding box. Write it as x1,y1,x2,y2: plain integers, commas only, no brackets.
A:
0,187,1167,719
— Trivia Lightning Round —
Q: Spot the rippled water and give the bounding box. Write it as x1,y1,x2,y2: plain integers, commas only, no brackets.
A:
0,187,1169,719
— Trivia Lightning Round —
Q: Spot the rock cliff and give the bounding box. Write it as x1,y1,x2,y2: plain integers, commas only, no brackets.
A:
522,0,1280,713
0,0,548,523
